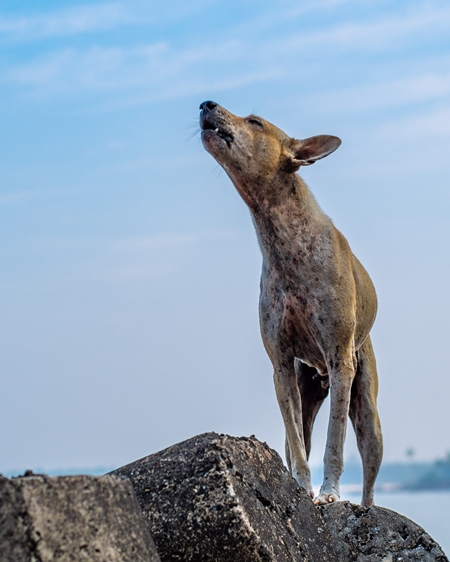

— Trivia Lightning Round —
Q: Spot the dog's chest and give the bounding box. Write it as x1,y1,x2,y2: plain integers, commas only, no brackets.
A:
261,266,333,332
256,206,333,287
260,276,329,371
256,209,338,370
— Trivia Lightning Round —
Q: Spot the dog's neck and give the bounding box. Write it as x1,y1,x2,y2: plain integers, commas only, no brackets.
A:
239,172,331,264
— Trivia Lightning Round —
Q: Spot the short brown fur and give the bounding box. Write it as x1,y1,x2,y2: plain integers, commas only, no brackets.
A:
199,101,382,506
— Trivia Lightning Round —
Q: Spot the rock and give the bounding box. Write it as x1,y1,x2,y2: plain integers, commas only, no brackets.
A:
111,432,336,561
320,501,448,562
2,435,446,561
111,432,448,562
0,473,161,562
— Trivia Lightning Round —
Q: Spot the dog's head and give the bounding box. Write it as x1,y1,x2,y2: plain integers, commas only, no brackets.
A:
199,101,341,190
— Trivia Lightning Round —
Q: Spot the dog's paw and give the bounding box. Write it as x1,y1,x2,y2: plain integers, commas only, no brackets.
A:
297,476,314,501
314,488,340,505
291,472,315,500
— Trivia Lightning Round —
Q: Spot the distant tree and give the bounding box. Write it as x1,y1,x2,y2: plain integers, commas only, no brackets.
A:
405,448,415,461
405,451,450,491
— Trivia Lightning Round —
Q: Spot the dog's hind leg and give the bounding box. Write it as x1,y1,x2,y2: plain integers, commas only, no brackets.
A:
284,362,328,475
295,360,329,460
274,361,314,498
349,335,383,506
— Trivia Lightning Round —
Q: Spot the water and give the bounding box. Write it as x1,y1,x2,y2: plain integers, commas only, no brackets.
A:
346,490,450,556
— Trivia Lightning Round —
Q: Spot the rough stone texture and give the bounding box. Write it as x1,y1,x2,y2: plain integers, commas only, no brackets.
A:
0,476,31,561
0,473,161,562
111,433,336,561
112,432,448,562
320,501,448,562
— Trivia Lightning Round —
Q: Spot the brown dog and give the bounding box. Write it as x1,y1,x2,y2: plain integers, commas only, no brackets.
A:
199,101,383,506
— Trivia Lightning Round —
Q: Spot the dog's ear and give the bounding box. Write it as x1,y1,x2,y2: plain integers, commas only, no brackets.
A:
284,135,341,172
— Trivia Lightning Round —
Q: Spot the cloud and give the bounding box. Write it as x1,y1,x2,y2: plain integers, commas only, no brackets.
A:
0,0,361,44
0,191,31,205
0,188,65,206
230,1,450,52
0,0,218,42
2,0,449,49
300,6,450,49
97,229,238,281
301,68,450,115
380,107,450,138
114,230,237,252
0,3,136,40
227,0,359,37
6,43,170,94
115,232,203,251
2,0,450,110
3,38,282,106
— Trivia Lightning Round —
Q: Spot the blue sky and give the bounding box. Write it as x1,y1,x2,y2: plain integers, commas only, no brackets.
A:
1,0,450,476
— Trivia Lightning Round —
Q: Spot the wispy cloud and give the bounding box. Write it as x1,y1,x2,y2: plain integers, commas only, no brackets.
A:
7,43,170,94
286,0,360,16
0,191,33,205
0,0,217,42
227,0,359,37
114,230,237,252
115,232,203,251
30,229,238,255
303,6,450,49
0,3,137,40
0,0,341,44
380,107,450,138
98,229,238,281
3,38,281,106
0,187,66,205
229,1,450,53
2,0,450,112
300,68,450,115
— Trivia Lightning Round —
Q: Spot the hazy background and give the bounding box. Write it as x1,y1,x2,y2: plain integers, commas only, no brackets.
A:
1,0,450,478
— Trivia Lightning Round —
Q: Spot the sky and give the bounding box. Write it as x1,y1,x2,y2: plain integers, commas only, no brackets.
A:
1,0,450,479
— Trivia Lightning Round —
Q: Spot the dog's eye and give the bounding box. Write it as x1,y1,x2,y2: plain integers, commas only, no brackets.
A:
247,118,263,128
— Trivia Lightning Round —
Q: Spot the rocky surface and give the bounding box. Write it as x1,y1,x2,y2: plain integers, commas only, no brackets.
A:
1,434,447,561
0,473,160,562
112,432,334,561
112,432,448,562
320,501,447,562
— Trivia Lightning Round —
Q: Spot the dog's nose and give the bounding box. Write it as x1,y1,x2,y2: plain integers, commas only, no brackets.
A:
199,100,218,112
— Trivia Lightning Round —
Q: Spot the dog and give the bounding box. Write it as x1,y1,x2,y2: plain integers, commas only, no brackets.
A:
199,101,383,506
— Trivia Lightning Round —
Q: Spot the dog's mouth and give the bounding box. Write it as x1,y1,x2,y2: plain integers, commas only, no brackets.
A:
200,116,234,146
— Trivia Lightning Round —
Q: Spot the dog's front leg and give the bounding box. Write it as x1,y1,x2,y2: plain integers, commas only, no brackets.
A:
273,363,314,499
314,360,355,505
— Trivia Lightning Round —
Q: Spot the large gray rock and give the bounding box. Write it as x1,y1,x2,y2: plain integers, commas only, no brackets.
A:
112,432,448,562
0,473,160,562
320,501,448,562
112,433,334,561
